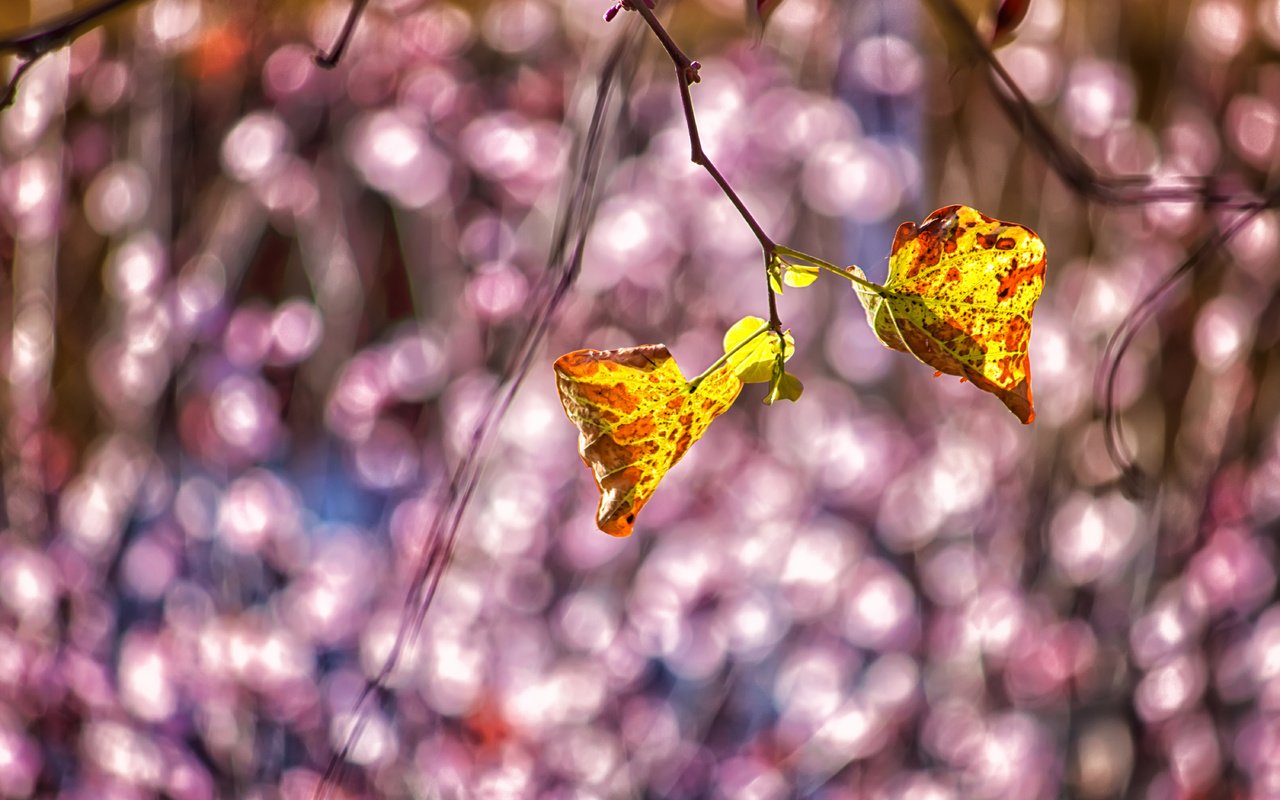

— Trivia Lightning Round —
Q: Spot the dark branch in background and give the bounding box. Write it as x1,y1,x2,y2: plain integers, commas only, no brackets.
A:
1095,204,1272,496
621,0,783,330
2,58,39,109
312,27,640,800
314,0,369,68
0,0,143,108
927,0,1271,488
0,0,368,109
926,0,1271,209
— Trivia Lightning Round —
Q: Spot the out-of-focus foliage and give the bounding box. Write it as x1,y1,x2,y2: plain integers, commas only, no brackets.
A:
2,0,1280,798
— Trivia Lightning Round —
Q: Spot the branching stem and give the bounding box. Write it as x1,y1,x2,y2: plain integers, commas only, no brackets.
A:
774,245,885,294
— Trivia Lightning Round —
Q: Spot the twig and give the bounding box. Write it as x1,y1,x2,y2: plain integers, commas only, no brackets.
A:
1096,204,1271,496
0,0,143,109
923,0,1272,209
622,0,780,328
1,57,39,109
314,0,370,68
0,0,139,54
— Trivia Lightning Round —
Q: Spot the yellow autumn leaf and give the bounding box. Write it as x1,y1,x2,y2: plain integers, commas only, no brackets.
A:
852,204,1046,423
783,263,820,288
723,316,794,384
554,345,742,537
767,258,820,294
764,371,803,405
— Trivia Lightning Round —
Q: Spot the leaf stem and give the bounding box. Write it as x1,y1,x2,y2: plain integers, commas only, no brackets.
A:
687,321,770,391
774,245,885,294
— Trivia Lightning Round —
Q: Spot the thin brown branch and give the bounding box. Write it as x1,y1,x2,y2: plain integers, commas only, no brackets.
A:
627,0,776,257
0,0,140,54
314,0,369,68
0,0,143,109
766,272,781,330
1,57,38,109
1097,200,1274,496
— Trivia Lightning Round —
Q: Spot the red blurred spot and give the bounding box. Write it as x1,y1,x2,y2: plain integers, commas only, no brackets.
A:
464,696,512,752
188,25,248,80
20,430,76,491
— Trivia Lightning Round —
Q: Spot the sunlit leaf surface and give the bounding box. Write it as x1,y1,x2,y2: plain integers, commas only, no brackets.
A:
853,204,1046,423
764,370,803,404
723,315,794,384
554,345,741,536
783,263,820,288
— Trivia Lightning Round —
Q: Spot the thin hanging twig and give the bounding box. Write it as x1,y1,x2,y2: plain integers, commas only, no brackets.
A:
621,0,783,328
312,26,641,800
314,0,370,68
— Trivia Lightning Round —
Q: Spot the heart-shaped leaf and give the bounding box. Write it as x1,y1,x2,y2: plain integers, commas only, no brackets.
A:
554,345,742,536
768,256,820,293
723,316,794,384
852,204,1046,423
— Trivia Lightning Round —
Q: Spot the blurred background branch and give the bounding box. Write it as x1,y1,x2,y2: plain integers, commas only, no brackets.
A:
1,0,144,106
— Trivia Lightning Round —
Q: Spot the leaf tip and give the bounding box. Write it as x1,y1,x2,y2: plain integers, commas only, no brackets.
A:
598,506,639,537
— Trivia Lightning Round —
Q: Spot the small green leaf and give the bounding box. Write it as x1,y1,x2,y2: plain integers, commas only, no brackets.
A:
764,371,804,404
783,264,819,288
723,316,794,384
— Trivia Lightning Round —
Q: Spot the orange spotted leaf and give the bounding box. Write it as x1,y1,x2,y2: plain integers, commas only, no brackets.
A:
554,345,741,537
852,204,1046,423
